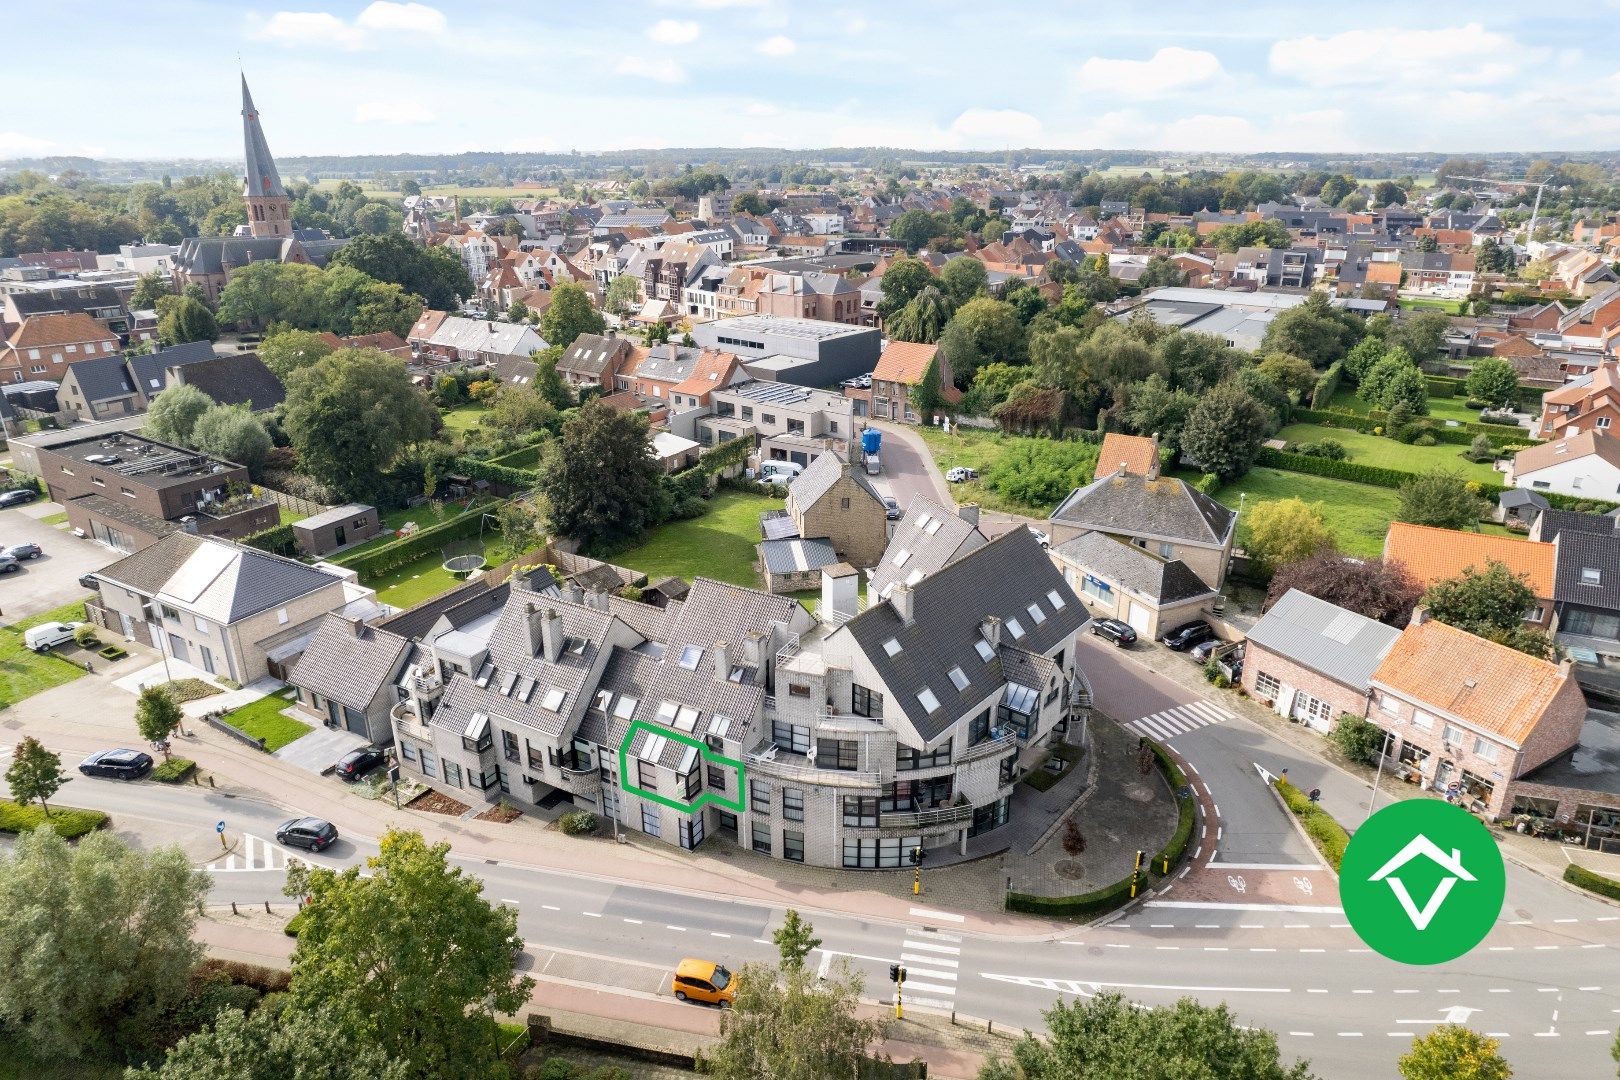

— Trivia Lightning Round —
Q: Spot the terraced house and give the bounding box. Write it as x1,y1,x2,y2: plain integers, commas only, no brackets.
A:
384,528,1091,868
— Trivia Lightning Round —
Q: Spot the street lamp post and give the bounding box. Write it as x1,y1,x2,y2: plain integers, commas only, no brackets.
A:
1366,733,1390,822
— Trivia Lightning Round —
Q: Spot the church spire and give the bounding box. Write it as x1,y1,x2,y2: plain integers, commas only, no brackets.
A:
240,75,291,237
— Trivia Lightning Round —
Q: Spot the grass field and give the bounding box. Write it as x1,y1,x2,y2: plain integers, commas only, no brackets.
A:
1397,297,1467,314
439,403,490,435
371,534,519,608
1209,468,1403,558
219,688,312,752
1326,388,1518,428
36,511,67,527
914,425,1078,516
1275,423,1501,484
614,490,781,589
0,600,92,710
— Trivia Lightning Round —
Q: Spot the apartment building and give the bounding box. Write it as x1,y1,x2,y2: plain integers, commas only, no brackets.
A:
698,379,855,465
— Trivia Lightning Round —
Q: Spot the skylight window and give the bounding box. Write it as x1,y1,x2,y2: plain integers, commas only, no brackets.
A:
540,687,567,712
678,645,704,669
917,513,933,529
656,701,680,724
642,733,667,762
883,637,903,657
975,637,995,662
674,706,700,732
925,519,942,535
948,666,969,691
916,688,941,713
1046,589,1066,610
499,670,519,697
474,661,494,688
516,677,537,703
1583,568,1602,585
891,549,912,567
1027,602,1047,625
612,695,639,720
1006,617,1026,639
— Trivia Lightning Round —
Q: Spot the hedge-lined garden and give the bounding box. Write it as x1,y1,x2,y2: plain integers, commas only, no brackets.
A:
0,799,109,839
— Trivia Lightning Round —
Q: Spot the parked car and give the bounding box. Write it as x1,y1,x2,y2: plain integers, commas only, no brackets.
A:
276,817,339,852
334,747,386,782
24,621,82,652
945,466,978,483
1190,638,1241,664
1027,527,1050,548
3,542,41,561
672,958,737,1008
0,488,38,509
0,555,18,576
883,496,901,520
78,748,154,780
1091,618,1137,646
1161,620,1215,652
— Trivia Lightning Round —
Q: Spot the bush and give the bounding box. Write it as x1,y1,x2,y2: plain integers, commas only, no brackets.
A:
1563,863,1620,903
983,438,1101,509
559,810,599,836
285,908,308,937
152,758,197,783
1412,432,1437,446
243,521,298,557
1328,715,1385,766
1006,876,1137,918
1274,779,1348,870
194,957,292,994
1293,439,1347,461
1193,472,1222,495
98,644,128,660
1154,791,1196,873
72,624,99,647
0,798,109,839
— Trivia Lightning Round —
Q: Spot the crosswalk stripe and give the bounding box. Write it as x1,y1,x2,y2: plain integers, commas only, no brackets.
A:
901,939,961,955
903,979,957,995
902,952,958,967
1140,716,1181,740
1157,711,1197,734
904,967,958,981
1184,700,1231,724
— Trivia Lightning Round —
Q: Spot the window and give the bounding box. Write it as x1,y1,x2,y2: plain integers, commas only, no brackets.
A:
641,806,661,838
1026,602,1047,625
882,636,903,655
970,797,1011,837
842,835,920,869
1411,708,1434,731
771,721,809,754
840,496,850,509
782,787,804,822
1255,672,1281,699
751,780,772,813
788,682,811,698
975,637,995,662
896,739,952,771
817,738,860,771
1046,589,1066,610
1583,568,1602,586
1601,417,1613,430
400,742,418,762
751,821,771,854
1006,617,1025,639
420,750,437,778
637,760,659,792
277,608,289,625
683,768,701,800
851,684,883,718
443,761,463,788
782,830,804,862
707,763,726,790
843,795,879,827
1472,737,1499,763
1158,542,1174,559
502,730,520,763
1379,692,1399,716
193,616,210,634
678,645,704,669
968,709,993,746
948,666,969,691
916,688,940,713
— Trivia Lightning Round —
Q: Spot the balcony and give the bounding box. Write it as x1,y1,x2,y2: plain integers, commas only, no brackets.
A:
879,803,975,831
553,764,601,796
958,729,1018,764
744,746,880,788
390,700,427,728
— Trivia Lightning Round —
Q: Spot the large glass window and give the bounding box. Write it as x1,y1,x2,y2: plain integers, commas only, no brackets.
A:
502,730,520,764
771,721,809,754
841,835,921,869
896,739,952,771
751,821,771,854
641,806,661,837
1563,609,1620,639
967,709,993,746
442,761,462,788
970,797,1010,837
842,796,879,827
851,684,883,718
751,780,772,813
637,760,659,792
1255,672,1281,699
782,787,804,822
782,830,804,862
818,738,860,771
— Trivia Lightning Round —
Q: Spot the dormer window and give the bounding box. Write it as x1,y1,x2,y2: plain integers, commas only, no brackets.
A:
678,645,704,669
1582,568,1602,586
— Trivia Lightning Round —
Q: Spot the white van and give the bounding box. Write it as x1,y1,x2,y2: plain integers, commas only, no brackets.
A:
758,461,804,484
25,621,81,653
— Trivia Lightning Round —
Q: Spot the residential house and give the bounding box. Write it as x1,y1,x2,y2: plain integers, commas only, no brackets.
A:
690,314,881,388
162,352,286,412
0,313,121,384
758,539,842,594
287,614,410,744
1369,615,1586,817
557,333,638,393
867,499,987,599
1048,531,1217,640
1529,509,1620,663
54,340,215,422
700,379,854,466
1537,360,1620,440
1240,589,1400,732
1398,250,1476,298
754,272,863,325
1382,522,1556,630
442,231,503,281
0,283,130,340
1094,432,1161,480
1510,431,1620,499
869,341,959,424
785,452,889,569
87,531,376,684
418,316,545,368
1047,472,1237,592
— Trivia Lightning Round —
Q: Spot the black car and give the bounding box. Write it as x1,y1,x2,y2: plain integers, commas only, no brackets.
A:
1091,618,1137,646
78,748,154,780
0,555,18,575
3,543,42,561
276,817,338,852
1161,620,1215,651
883,497,902,520
334,747,386,782
0,489,38,509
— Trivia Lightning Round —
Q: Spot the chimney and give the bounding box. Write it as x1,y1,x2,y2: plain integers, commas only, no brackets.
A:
957,503,980,527
714,640,731,681
891,580,915,626
1410,605,1429,626
523,602,542,654
563,581,584,605
742,629,767,671
351,618,365,638
981,615,1003,648
540,608,565,662
1146,433,1162,479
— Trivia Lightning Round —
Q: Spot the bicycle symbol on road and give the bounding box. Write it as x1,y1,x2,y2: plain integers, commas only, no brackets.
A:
1227,874,1247,894
1294,876,1314,896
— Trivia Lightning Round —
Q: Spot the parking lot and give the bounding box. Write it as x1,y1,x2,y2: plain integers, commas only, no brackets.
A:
0,502,120,621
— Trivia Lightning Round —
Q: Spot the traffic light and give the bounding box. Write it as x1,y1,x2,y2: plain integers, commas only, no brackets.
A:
889,963,900,983
910,846,925,867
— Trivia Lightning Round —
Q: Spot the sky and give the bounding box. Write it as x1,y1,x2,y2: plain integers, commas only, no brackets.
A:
4,1,1620,160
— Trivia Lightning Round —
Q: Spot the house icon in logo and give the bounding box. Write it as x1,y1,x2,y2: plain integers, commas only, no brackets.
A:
1368,835,1477,931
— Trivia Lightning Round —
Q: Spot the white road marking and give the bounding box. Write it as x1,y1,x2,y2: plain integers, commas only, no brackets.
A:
903,939,963,955
902,953,958,968
983,973,1290,995
710,932,730,938
541,904,560,911
1145,901,1344,914
501,898,520,905
581,912,601,918
908,907,965,923
622,918,642,924
904,980,957,995
666,925,686,931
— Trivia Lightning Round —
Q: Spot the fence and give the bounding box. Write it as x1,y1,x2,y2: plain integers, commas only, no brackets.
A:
260,487,330,520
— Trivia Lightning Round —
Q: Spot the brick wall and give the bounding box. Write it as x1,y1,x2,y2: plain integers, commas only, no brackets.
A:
1241,645,1372,725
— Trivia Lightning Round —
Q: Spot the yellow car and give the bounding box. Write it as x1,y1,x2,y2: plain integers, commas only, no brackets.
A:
672,957,737,1007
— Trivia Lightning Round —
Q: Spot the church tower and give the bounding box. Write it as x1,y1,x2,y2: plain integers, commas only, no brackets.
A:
241,76,292,238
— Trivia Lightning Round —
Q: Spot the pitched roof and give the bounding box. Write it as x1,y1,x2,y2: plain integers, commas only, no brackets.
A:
240,76,287,200
664,578,806,680
559,333,632,376
1512,430,1620,477
868,498,987,597
872,340,939,386
1371,618,1577,745
1049,531,1216,606
8,312,117,349
1050,473,1236,547
63,354,137,403
129,341,215,395
788,450,883,510
288,614,409,711
1383,522,1555,598
170,353,285,411
670,349,740,399
1246,588,1401,690
1094,432,1160,480
97,533,341,623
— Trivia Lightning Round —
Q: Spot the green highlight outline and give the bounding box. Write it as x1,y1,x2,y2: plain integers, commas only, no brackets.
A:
616,718,748,815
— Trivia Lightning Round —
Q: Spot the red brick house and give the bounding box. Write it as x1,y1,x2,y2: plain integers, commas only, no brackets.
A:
0,313,121,384
869,341,959,424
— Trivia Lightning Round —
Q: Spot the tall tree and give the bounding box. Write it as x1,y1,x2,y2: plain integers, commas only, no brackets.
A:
938,296,1027,386
1388,310,1451,362
604,274,640,317
979,992,1316,1080
538,281,605,350
282,349,437,502
886,284,952,344
257,329,335,380
1255,353,1317,402
1181,381,1271,481
286,830,531,1078
1157,331,1243,393
1398,1025,1512,1080
890,208,945,251
876,256,934,321
0,830,206,1062
327,232,473,311
1422,559,1555,659
1364,354,1429,415
1464,357,1520,410
145,384,216,446
1396,469,1488,531
529,344,574,410
131,1000,410,1080
135,685,184,758
190,404,272,475
5,737,66,815
706,960,886,1080
939,255,988,308
539,399,662,550
1260,293,1361,368
1266,549,1423,627
129,270,175,310
1242,498,1334,576
481,384,556,437
1125,374,1198,452
156,295,219,346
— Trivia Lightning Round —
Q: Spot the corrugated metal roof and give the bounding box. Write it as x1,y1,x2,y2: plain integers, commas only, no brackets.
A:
1245,589,1401,691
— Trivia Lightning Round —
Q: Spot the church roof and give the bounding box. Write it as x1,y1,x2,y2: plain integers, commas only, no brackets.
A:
241,76,287,200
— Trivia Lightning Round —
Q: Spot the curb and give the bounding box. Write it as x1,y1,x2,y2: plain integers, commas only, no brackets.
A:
1262,778,1334,877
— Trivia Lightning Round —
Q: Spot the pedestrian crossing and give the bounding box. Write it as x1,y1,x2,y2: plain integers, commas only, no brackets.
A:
1123,700,1234,743
896,926,962,1013
203,834,303,873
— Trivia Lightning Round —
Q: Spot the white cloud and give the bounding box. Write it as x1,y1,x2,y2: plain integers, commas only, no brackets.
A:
745,102,782,117
1071,46,1224,99
948,108,1043,145
647,19,700,44
355,1,445,33
1270,23,1528,88
660,0,762,7
758,35,797,58
354,100,437,124
0,132,59,157
614,56,688,84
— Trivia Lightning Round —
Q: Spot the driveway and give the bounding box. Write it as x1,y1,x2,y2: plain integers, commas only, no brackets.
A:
0,502,119,621
864,422,949,515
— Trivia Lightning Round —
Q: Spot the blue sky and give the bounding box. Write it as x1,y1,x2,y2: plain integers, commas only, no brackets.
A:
4,1,1620,159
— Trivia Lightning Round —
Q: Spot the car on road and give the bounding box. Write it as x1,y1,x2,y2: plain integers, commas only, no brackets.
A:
78,748,154,780
3,543,42,561
945,466,978,483
0,488,38,509
883,496,901,520
24,621,82,652
672,957,736,1007
0,555,18,576
334,746,387,782
1161,619,1215,652
1091,618,1137,646
276,816,339,852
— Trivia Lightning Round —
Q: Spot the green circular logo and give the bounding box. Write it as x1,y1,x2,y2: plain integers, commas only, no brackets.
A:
1340,799,1505,965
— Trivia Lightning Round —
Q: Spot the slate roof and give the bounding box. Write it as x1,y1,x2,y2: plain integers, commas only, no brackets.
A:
1050,473,1236,548
289,614,409,712
559,333,633,377
377,578,502,640
577,645,764,767
7,285,123,319
759,537,838,575
131,340,215,391
64,354,138,402
171,353,285,410
1049,532,1216,605
843,527,1085,741
788,451,883,510
427,317,546,358
1246,589,1401,691
664,578,806,681
97,533,341,623
93,532,207,594
1549,532,1620,610
240,76,287,199
868,497,987,597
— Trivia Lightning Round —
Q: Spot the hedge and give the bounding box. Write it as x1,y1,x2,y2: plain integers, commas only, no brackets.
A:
1563,863,1620,903
152,758,197,783
686,433,751,477
451,456,537,490
1007,876,1138,917
1274,778,1348,871
0,799,109,839
242,521,297,557
1309,361,1344,410
1291,406,1525,448
484,443,544,470
330,502,496,577
1426,374,1543,413
1256,446,1428,490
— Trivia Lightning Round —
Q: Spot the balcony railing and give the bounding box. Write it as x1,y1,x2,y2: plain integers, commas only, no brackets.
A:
553,765,600,796
744,747,880,787
958,728,1018,764
390,700,424,728
879,803,974,830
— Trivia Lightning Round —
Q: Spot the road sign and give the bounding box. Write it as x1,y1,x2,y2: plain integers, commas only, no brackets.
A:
215,820,226,834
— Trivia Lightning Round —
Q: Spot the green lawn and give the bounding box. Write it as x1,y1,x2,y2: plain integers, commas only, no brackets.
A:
219,688,312,752
614,490,782,589
1326,388,1518,428
0,600,92,710
439,404,491,435
277,505,308,526
1209,468,1403,558
1397,297,1467,314
372,533,520,608
1275,423,1501,484
36,511,67,527
332,497,494,564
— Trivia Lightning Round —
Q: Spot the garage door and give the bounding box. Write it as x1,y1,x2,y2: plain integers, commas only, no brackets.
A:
1126,601,1152,634
1291,692,1334,732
